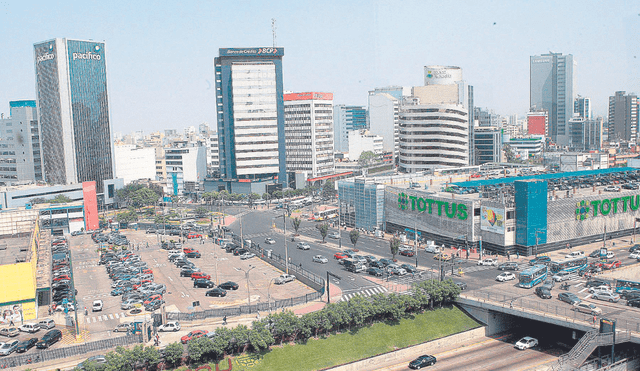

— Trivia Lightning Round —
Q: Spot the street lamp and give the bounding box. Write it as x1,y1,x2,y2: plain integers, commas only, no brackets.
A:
275,211,289,274
239,265,256,310
212,254,220,285
267,278,276,312
534,229,545,257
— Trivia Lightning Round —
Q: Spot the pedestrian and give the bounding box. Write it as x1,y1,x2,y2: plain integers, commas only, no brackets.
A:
507,252,510,261
516,251,520,259
146,242,149,248
9,320,13,327
466,250,469,260
223,315,227,325
593,315,597,325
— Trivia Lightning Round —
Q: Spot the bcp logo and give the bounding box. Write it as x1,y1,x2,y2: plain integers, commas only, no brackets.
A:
398,193,408,210
575,200,590,221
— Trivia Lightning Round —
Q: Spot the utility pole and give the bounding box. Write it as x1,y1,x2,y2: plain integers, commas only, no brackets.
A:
283,210,288,274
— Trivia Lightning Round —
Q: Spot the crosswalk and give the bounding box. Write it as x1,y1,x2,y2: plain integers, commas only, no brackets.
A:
340,286,388,302
455,264,497,274
83,312,128,324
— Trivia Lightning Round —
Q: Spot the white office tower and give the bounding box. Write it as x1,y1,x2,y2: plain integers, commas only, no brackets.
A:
284,92,335,178
398,66,470,172
368,86,410,164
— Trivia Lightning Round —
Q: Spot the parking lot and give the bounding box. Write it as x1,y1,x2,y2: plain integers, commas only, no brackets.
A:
65,228,317,340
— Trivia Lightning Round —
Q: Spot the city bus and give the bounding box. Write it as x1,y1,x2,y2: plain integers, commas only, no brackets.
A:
312,207,339,221
615,279,640,296
549,257,588,275
518,264,548,288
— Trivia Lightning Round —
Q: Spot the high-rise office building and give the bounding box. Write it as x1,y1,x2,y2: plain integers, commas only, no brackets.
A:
0,101,44,183
214,47,286,184
608,91,638,142
398,66,470,172
33,38,114,193
284,92,335,179
368,88,402,161
574,95,591,119
473,127,502,165
530,52,576,146
569,114,602,151
333,105,367,152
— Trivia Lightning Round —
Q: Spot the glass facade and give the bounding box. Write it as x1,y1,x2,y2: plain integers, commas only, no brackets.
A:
338,178,385,230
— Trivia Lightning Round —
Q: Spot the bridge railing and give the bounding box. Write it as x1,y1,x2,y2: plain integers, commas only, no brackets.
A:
460,290,640,334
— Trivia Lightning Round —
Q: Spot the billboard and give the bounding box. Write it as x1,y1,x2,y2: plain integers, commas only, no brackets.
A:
481,206,505,234
219,47,284,57
82,181,99,230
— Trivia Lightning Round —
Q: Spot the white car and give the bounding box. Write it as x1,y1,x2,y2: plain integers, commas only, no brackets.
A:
264,237,276,245
630,252,640,259
477,258,498,266
589,286,613,295
604,185,620,192
328,232,341,239
552,272,572,282
296,242,310,250
573,302,602,315
605,251,615,259
92,299,103,312
18,323,40,333
514,336,538,350
275,273,296,284
424,245,441,254
240,252,256,260
312,255,328,264
158,321,181,332
496,272,516,282
114,323,131,332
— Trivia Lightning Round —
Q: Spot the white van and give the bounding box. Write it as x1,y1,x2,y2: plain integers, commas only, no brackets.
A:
565,251,585,259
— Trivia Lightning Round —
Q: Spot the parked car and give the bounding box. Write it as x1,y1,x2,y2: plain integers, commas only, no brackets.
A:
454,281,467,290
573,302,602,315
379,258,394,267
15,338,38,353
18,323,40,333
585,279,609,289
514,336,538,350
627,299,640,308
36,329,63,349
38,319,56,330
218,281,239,290
191,272,211,281
275,273,296,284
535,286,552,299
77,355,108,370
399,249,415,257
181,330,208,344
158,321,181,332
603,260,622,270
113,323,131,333
498,262,519,271
401,264,417,274
367,267,383,277
557,292,581,305
312,255,328,264
185,251,202,258
194,279,216,288
240,252,255,260
205,288,227,297
496,272,516,282
552,272,573,282
92,299,103,312
409,355,437,369
589,286,613,295
0,340,19,356
424,245,440,254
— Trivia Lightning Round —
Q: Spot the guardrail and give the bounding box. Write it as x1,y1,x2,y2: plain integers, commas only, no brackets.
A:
0,334,143,368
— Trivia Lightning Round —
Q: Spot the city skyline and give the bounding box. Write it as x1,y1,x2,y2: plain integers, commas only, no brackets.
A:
1,1,639,134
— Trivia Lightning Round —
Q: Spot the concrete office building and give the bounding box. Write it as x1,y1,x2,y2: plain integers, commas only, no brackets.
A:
164,145,206,196
530,53,576,146
348,130,383,160
33,38,114,193
608,91,638,142
574,96,591,119
0,101,44,183
474,107,500,128
206,133,220,177
569,114,602,151
214,47,286,184
398,66,470,172
368,89,401,162
284,92,335,179
333,105,367,152
113,144,156,184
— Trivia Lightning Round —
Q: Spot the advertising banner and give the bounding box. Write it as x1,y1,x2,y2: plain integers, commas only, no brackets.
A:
481,206,505,234
0,303,23,325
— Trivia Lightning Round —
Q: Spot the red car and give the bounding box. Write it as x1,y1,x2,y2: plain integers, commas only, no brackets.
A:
181,329,208,344
53,275,71,281
470,173,481,178
191,272,211,281
603,260,622,270
187,233,203,239
399,249,415,257
334,252,348,260
183,247,198,254
144,294,163,305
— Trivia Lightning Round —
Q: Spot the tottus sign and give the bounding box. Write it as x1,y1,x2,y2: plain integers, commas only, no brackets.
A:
575,195,640,220
397,192,468,220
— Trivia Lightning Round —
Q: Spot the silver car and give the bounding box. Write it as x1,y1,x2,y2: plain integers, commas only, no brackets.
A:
0,340,19,356
312,255,328,263
592,291,620,303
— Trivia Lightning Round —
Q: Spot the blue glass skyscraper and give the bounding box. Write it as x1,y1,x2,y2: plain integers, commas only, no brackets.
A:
34,38,114,192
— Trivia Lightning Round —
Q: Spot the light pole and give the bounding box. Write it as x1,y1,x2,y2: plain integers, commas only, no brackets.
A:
275,211,289,274
534,229,545,257
213,254,220,285
267,278,276,312
241,265,256,309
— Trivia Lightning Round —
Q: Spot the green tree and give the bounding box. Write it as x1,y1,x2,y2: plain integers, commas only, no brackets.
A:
349,229,360,251
390,237,401,261
48,195,73,204
194,206,209,218
318,222,329,243
187,336,214,363
291,217,301,236
249,319,274,352
131,187,159,210
116,208,138,223
322,180,336,200
273,190,283,201
358,151,377,167
248,193,261,209
29,197,46,205
162,342,184,367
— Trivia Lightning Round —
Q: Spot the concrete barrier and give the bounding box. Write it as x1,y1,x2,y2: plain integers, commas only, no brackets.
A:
326,327,485,371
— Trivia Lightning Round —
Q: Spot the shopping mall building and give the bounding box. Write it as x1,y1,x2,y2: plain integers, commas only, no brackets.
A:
378,168,640,256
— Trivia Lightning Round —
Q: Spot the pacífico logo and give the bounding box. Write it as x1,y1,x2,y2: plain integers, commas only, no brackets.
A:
37,53,55,63
72,51,101,61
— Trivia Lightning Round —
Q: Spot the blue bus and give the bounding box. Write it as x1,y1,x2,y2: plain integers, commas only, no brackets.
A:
615,279,640,296
549,257,588,275
518,264,548,288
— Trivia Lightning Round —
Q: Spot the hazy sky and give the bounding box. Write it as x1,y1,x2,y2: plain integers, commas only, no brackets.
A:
1,1,639,134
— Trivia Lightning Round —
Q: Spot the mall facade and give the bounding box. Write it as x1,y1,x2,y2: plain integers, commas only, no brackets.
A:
383,169,640,256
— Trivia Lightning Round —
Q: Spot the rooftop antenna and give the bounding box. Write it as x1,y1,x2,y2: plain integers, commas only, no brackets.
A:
271,18,277,47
